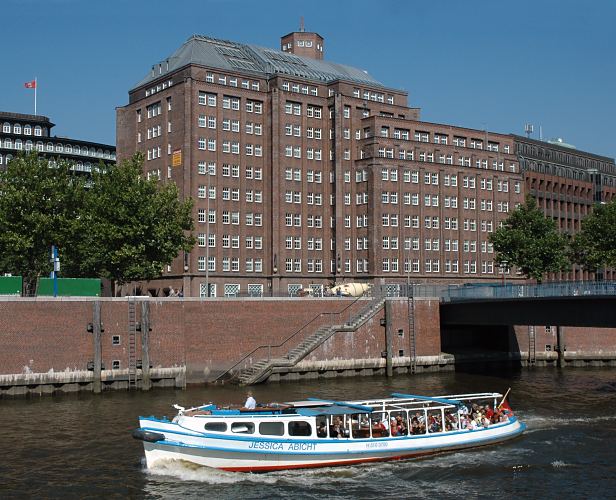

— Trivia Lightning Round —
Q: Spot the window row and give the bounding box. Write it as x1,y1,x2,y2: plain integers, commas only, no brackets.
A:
2,123,45,136
197,162,262,180
197,92,263,113
0,139,114,159
205,72,260,91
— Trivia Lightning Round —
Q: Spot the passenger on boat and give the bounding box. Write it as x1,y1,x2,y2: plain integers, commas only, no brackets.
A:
332,417,348,438
485,404,494,421
317,422,327,438
390,418,398,436
244,392,256,410
396,416,408,435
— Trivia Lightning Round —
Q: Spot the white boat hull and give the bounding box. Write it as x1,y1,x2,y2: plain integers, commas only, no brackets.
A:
139,417,526,472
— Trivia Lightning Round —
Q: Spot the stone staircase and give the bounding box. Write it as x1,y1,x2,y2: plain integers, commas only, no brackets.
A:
236,297,386,385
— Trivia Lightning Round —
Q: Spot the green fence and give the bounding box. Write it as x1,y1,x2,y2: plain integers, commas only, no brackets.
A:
37,278,101,297
0,276,22,295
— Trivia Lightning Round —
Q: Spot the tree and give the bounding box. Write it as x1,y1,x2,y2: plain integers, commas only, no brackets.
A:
71,153,195,291
0,154,88,294
489,196,570,282
571,199,616,272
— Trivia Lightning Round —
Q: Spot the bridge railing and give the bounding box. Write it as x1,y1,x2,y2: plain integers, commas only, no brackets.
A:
441,280,616,302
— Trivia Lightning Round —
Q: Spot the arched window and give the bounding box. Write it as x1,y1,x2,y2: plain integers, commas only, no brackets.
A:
14,139,22,150
13,124,21,134
23,125,32,135
104,150,110,159
6,154,13,162
46,142,53,151
73,145,80,155
65,144,72,154
36,141,44,151
0,155,3,165
4,138,12,148
34,126,42,136
25,140,33,151
55,143,63,152
2,122,10,133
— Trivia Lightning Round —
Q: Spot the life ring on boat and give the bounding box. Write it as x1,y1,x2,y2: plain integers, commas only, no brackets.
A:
132,429,165,443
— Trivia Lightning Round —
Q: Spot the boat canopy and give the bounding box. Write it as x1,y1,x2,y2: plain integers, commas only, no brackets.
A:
390,393,463,407
306,398,374,412
296,405,373,416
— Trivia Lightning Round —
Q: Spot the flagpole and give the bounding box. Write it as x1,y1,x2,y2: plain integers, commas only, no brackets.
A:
34,77,37,116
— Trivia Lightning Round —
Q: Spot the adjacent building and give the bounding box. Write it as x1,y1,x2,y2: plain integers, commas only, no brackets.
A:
514,134,616,281
0,111,116,171
116,29,554,297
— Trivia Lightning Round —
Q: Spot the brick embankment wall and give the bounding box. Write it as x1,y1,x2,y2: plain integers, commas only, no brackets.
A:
514,324,616,367
1,297,441,394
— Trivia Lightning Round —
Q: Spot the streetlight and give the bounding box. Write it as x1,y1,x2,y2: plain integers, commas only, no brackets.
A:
499,260,509,285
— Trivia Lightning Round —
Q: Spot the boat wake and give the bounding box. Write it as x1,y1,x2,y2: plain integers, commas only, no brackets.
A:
145,459,278,484
523,414,616,430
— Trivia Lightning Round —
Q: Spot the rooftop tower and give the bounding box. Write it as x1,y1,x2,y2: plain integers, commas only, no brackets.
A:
280,17,324,60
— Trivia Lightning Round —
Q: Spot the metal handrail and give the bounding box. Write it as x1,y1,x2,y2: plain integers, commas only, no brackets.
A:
212,294,373,383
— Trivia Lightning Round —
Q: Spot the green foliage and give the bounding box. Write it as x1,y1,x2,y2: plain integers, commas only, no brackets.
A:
0,153,194,290
75,153,195,284
571,199,616,271
0,154,87,292
489,196,570,282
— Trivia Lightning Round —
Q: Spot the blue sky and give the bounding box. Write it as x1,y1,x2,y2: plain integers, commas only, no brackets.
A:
2,0,615,157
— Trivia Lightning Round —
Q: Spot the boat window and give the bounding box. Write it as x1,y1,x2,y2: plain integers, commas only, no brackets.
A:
329,415,349,438
231,422,255,434
409,410,426,435
204,422,227,432
316,416,328,438
259,422,284,436
288,421,312,437
390,411,408,436
427,409,443,433
351,413,371,439
370,412,389,438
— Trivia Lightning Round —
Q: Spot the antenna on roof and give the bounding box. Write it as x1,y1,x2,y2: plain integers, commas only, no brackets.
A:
300,16,305,32
524,123,534,138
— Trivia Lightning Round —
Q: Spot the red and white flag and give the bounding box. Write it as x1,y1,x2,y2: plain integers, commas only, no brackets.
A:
24,80,36,89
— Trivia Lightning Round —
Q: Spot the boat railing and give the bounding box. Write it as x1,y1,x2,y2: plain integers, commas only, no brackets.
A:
212,294,373,383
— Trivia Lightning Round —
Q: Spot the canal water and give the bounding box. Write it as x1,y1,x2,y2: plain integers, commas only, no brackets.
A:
2,368,616,499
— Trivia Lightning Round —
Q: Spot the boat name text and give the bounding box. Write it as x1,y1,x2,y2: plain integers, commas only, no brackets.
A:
248,441,317,451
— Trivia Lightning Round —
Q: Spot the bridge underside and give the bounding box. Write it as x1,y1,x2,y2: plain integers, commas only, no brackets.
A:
441,295,616,328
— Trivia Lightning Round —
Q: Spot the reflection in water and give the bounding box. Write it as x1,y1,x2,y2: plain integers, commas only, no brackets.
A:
3,368,616,499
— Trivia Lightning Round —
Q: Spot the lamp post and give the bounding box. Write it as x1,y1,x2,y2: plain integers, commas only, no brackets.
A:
500,259,509,285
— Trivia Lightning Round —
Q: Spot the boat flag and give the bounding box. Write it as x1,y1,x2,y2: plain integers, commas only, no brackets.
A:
24,78,38,115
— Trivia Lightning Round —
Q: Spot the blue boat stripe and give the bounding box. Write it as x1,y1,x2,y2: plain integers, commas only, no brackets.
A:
141,417,520,446
149,424,526,456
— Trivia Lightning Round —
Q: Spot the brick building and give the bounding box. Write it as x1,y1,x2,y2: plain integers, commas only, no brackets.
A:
0,111,116,170
514,135,616,280
116,29,524,297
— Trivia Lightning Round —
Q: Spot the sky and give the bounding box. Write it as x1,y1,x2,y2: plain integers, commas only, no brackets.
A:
2,0,615,157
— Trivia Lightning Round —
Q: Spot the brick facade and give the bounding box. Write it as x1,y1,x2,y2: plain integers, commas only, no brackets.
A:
115,31,528,298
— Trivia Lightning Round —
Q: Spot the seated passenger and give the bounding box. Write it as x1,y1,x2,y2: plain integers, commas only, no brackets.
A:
390,418,398,436
244,391,256,410
396,416,407,436
317,422,327,438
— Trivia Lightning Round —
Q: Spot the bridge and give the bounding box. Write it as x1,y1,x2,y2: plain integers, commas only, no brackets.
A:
438,281,616,328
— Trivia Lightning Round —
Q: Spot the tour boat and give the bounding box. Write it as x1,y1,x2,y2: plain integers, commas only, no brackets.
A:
133,392,526,472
